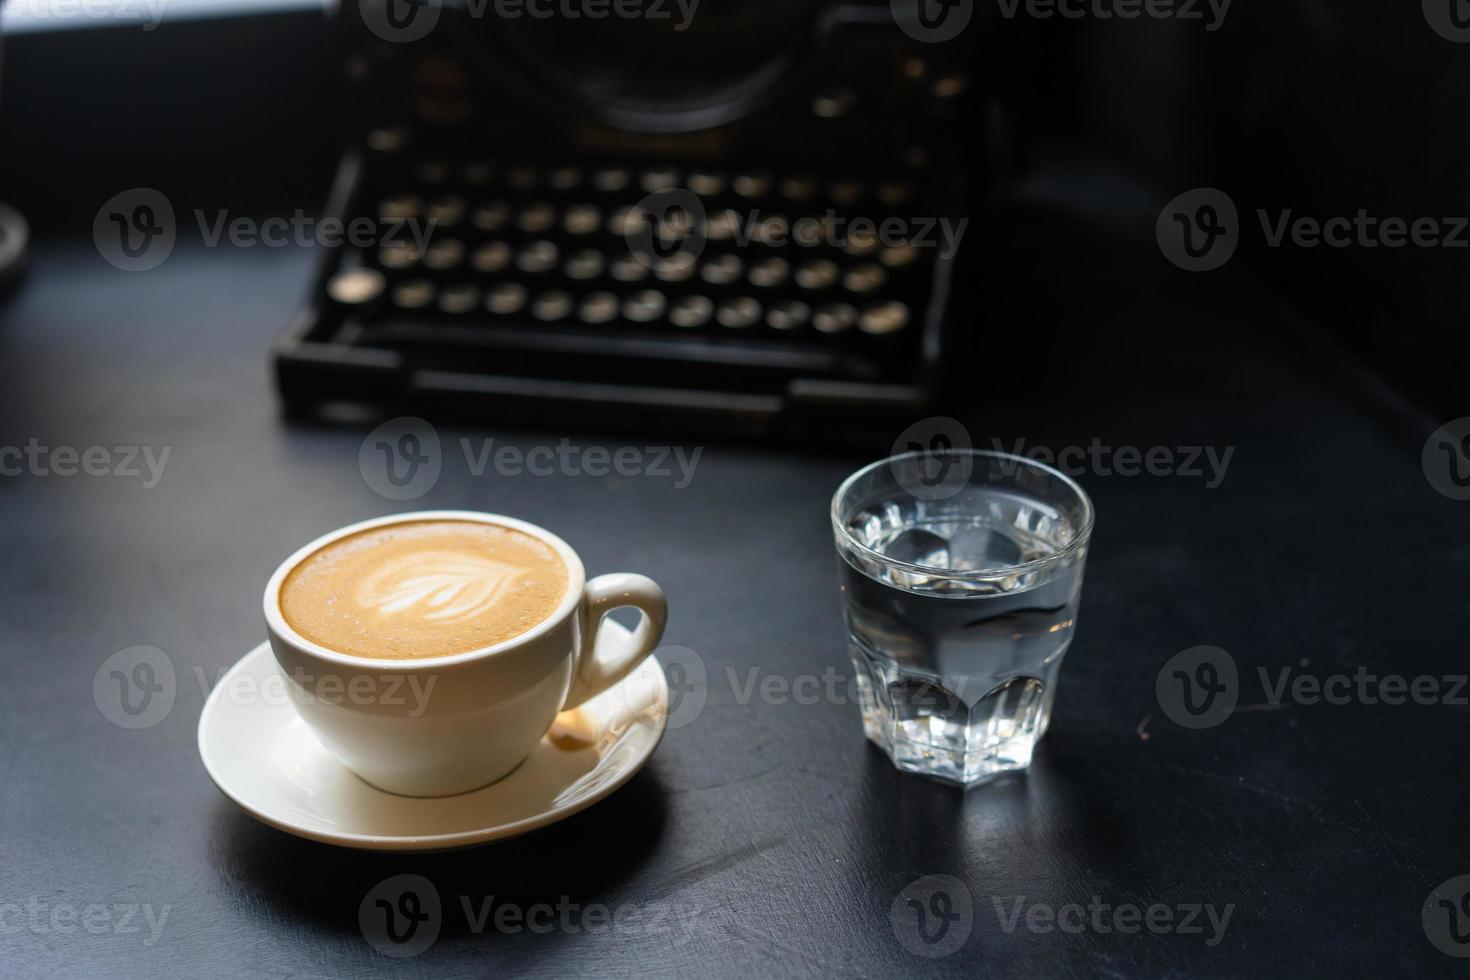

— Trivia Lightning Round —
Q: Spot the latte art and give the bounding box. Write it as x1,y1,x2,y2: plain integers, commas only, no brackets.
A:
357,551,537,624
280,520,571,660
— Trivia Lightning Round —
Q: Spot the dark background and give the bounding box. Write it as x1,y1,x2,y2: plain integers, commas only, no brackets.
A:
1,3,1467,977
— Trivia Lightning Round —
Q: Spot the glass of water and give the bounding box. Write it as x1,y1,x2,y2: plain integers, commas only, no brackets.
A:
831,450,1094,785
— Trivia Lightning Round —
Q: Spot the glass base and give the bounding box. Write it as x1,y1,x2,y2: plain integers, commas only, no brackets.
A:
851,647,1058,786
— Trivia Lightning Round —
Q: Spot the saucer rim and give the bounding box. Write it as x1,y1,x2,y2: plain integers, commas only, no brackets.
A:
197,636,666,851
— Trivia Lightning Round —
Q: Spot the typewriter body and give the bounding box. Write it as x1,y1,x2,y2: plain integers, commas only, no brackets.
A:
275,0,976,440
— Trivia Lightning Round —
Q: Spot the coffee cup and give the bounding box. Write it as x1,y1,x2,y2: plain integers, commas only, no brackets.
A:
262,511,667,797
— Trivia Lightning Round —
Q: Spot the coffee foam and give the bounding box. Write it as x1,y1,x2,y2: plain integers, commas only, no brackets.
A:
279,520,570,660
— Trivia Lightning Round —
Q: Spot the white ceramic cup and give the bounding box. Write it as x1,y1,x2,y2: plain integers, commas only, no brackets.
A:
263,511,667,797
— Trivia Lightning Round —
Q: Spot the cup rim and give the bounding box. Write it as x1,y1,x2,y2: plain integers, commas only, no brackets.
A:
262,510,587,670
830,449,1096,580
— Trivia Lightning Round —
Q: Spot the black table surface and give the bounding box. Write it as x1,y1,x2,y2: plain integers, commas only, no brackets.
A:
1,218,1467,979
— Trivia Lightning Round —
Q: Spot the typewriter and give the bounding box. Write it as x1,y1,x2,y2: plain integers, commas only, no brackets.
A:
275,0,976,439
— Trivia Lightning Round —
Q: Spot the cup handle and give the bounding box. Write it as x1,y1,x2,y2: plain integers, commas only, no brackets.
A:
563,573,668,710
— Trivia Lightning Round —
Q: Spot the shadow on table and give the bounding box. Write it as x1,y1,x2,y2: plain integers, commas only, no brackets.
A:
204,764,670,943
852,732,1131,894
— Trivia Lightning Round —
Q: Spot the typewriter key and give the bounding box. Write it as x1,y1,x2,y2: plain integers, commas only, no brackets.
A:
548,166,582,191
859,301,910,335
654,253,698,283
780,174,819,202
517,203,557,234
563,204,602,235
379,195,421,221
378,242,421,270
606,206,645,237
699,254,743,285
813,302,857,334
366,128,406,153
531,290,573,322
766,299,810,331
426,194,465,226
879,243,919,268
812,86,857,119
392,279,435,310
932,75,967,99
470,241,511,273
669,295,714,328
829,178,864,206
419,161,450,184
704,210,740,241
610,255,651,282
753,214,789,246
438,283,480,314
732,172,772,198
423,238,465,270
564,249,606,280
843,263,887,294
472,201,511,232
592,167,631,192
622,289,668,323
843,230,879,257
876,181,912,207
640,167,681,193
461,162,494,185
579,292,619,324
716,297,762,329
486,282,527,315
748,256,790,288
515,240,560,274
506,165,538,190
795,259,839,290
688,171,725,196
327,268,385,305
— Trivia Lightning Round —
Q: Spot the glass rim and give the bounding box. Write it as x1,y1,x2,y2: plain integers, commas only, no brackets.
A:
829,449,1096,580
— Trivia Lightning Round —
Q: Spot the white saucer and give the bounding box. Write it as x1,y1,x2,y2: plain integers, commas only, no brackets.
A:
198,623,667,851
